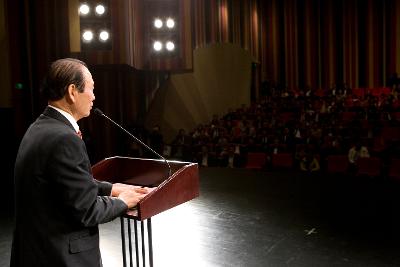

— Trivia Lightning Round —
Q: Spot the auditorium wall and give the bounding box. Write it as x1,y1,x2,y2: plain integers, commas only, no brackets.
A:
0,0,11,108
145,43,252,142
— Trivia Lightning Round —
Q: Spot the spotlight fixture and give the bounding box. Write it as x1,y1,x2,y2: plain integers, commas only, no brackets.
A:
82,30,94,42
153,41,163,51
166,18,175,29
95,4,106,15
149,16,177,55
154,18,163,29
165,41,175,51
99,30,110,41
79,3,90,15
78,0,111,50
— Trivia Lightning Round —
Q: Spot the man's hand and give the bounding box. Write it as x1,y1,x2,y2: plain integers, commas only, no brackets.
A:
118,190,147,209
111,183,150,197
111,183,152,209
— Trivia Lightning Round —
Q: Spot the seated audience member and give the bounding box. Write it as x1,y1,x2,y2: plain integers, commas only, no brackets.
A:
299,152,320,172
280,127,293,147
212,124,222,141
295,145,306,168
196,145,215,167
348,142,370,170
388,72,399,89
172,128,192,160
268,137,283,155
148,125,164,157
162,145,172,158
304,86,313,98
220,145,241,168
242,137,261,153
257,129,270,152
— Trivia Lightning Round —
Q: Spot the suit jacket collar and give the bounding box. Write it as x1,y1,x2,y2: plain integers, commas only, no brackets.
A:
42,106,76,132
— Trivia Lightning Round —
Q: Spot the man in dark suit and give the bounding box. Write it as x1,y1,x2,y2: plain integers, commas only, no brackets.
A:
11,58,148,267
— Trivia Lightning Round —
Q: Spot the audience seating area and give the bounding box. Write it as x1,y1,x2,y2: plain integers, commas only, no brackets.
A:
143,84,400,180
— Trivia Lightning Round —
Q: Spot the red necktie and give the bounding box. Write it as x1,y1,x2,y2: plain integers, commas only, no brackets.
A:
76,130,82,139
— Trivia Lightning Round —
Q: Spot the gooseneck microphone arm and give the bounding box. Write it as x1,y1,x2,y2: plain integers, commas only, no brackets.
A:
93,108,172,178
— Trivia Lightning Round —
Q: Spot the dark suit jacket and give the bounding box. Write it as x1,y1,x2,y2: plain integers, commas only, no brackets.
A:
11,107,128,267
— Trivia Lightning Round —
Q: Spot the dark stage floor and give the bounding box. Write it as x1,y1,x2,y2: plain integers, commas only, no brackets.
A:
2,167,400,266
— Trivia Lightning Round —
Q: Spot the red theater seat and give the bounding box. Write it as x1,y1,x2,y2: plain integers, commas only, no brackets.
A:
388,159,400,180
315,89,325,97
367,88,381,97
341,111,356,122
327,155,349,173
245,152,266,169
381,87,391,95
356,157,381,177
271,153,293,169
381,127,400,142
392,112,400,122
352,88,365,98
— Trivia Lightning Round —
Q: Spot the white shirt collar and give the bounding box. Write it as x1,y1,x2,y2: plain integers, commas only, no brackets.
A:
48,105,80,133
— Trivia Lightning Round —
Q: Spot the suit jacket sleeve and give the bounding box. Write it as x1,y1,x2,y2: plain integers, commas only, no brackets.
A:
96,180,113,196
49,133,127,227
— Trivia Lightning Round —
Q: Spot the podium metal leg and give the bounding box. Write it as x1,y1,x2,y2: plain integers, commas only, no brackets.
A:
121,217,154,267
141,221,146,267
134,220,139,267
120,217,127,267
128,219,133,267
148,218,153,267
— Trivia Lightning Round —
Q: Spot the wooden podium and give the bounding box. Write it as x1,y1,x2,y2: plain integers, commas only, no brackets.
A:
92,156,200,267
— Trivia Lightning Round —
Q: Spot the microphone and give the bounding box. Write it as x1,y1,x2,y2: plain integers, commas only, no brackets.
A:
93,108,172,179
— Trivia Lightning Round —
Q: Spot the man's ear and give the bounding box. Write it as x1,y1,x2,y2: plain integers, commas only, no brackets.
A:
66,84,78,103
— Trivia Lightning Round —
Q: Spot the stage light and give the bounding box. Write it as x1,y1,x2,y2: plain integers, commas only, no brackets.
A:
153,41,163,51
99,30,109,42
82,30,94,42
79,3,90,15
166,41,175,51
95,4,106,15
166,18,175,29
154,18,163,29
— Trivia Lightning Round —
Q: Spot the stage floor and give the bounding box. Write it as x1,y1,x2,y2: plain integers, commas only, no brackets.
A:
2,167,400,266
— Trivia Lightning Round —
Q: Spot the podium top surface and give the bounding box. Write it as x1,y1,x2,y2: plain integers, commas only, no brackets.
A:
92,156,200,220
